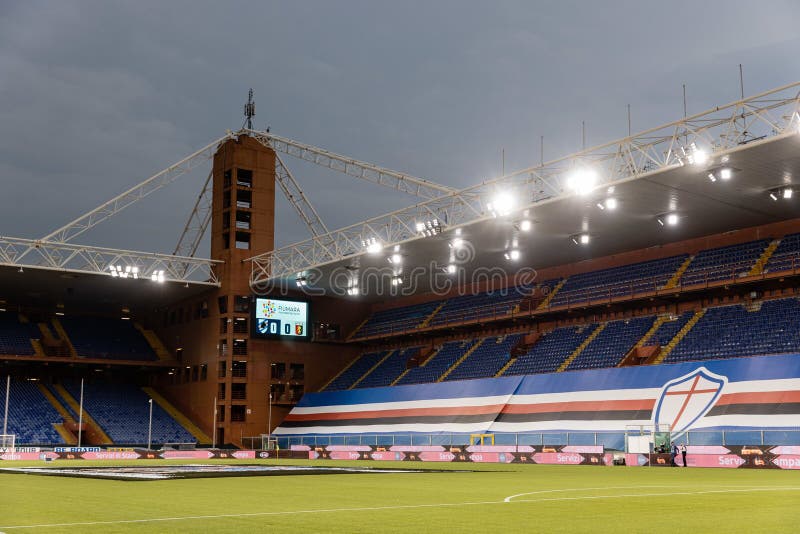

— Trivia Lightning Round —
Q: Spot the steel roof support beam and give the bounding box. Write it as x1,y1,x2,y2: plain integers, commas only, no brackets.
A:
0,236,221,285
245,129,456,199
173,171,214,258
274,152,330,238
40,133,237,245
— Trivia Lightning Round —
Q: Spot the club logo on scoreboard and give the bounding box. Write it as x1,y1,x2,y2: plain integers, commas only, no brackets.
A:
295,324,303,336
652,366,727,438
261,300,277,319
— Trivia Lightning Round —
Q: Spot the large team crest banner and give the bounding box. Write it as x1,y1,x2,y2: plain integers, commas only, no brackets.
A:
274,354,800,436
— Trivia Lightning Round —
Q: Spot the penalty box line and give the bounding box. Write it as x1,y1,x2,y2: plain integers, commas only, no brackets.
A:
1,485,799,530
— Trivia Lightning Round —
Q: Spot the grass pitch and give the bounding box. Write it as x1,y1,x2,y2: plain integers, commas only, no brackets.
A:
0,459,797,533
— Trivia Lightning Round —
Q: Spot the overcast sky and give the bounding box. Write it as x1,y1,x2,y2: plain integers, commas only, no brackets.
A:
2,0,799,255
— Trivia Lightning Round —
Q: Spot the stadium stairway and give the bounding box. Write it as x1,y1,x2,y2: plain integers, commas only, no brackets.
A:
664,256,694,289
617,315,669,367
494,356,516,377
419,301,446,328
320,355,360,391
36,383,77,444
438,339,484,382
142,387,211,443
537,278,567,309
749,239,781,276
134,324,172,361
391,346,437,385
557,323,606,372
350,350,396,389
652,309,706,364
50,383,113,445
346,316,372,341
50,318,79,358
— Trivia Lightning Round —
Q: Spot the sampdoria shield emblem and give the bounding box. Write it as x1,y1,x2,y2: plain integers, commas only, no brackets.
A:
652,367,727,437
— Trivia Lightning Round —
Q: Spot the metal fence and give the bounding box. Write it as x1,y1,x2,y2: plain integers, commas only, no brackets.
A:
275,430,800,451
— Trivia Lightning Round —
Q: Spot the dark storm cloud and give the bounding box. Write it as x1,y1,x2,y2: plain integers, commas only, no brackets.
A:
1,0,799,252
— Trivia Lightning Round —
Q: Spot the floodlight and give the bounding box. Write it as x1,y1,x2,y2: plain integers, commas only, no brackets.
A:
784,187,793,199
769,192,778,201
720,168,732,180
504,249,520,261
450,237,464,248
598,197,617,211
488,192,515,217
566,167,597,195
580,234,590,244
391,275,403,286
362,237,383,254
447,264,457,274
707,172,717,183
520,219,532,232
691,148,708,165
295,276,308,287
657,213,679,226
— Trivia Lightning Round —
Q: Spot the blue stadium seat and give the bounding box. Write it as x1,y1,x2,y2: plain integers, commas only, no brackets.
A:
549,256,688,307
62,380,194,444
59,317,157,361
0,379,62,444
0,313,37,356
666,298,800,363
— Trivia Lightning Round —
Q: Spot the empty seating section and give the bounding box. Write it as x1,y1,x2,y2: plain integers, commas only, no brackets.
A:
59,317,156,361
355,347,421,389
566,317,655,371
549,255,688,307
430,290,525,326
503,325,597,376
324,351,389,391
644,312,693,347
396,340,476,385
680,239,769,285
0,313,36,355
354,301,440,338
765,233,800,273
0,379,62,444
666,298,800,363
62,380,194,444
444,334,521,381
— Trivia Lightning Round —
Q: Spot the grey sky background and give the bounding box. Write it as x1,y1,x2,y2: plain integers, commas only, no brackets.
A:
2,1,799,255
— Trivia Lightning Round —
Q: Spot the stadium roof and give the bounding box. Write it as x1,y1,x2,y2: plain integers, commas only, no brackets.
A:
250,83,800,302
0,264,213,316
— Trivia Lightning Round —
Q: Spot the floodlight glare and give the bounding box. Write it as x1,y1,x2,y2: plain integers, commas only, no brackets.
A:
720,168,732,180
707,172,717,183
580,234,590,245
566,168,598,195
504,249,520,261
450,237,464,248
520,219,532,232
692,148,708,165
604,197,617,210
488,192,515,217
389,253,402,264
666,213,679,226
784,187,793,199
447,264,457,274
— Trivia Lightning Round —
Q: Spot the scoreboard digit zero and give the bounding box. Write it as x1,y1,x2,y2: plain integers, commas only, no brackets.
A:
252,298,310,340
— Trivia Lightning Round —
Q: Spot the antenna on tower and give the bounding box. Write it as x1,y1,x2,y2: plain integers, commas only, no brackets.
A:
244,88,255,130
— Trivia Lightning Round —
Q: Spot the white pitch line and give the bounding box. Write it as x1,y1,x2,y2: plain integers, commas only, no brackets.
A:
509,486,800,504
504,485,680,502
1,486,798,530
